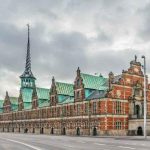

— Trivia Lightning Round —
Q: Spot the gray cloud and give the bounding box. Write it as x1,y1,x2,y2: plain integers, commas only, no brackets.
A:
0,0,149,99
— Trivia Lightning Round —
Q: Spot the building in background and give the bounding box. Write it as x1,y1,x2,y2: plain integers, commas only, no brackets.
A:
0,26,150,136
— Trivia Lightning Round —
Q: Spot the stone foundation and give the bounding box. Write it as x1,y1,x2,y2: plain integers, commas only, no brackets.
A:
0,127,128,136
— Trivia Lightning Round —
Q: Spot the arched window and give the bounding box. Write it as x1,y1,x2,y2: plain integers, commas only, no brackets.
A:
77,79,80,87
135,105,140,118
77,91,80,98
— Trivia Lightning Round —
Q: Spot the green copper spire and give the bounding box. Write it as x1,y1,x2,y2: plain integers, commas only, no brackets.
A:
20,24,36,89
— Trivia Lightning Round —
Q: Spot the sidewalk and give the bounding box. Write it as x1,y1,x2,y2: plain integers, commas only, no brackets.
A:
90,135,150,141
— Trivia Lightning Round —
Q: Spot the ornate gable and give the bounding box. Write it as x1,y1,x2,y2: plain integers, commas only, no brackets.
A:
74,67,85,102
122,55,143,76
50,77,58,106
3,91,11,113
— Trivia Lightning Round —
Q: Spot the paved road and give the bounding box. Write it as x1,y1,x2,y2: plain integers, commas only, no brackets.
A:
0,133,150,150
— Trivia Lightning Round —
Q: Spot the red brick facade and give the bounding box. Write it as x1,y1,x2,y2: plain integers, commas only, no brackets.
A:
0,58,150,136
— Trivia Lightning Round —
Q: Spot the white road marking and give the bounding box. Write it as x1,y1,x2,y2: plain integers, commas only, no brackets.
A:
124,143,129,145
94,143,106,146
109,144,117,147
118,146,135,149
0,137,42,150
63,145,74,148
78,141,86,144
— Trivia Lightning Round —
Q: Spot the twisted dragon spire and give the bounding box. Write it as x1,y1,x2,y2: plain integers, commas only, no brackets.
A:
25,24,31,73
20,24,35,79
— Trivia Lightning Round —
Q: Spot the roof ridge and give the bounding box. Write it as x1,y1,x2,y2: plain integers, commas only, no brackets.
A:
81,73,106,78
36,87,49,90
56,81,73,86
10,96,18,98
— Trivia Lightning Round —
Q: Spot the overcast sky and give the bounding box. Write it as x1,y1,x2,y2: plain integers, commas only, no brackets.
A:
0,0,150,99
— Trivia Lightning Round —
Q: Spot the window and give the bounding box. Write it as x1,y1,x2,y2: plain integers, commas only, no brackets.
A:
93,102,97,114
115,121,122,130
57,107,60,117
85,103,88,114
77,104,80,115
77,91,80,99
52,108,54,117
62,106,66,117
70,105,73,116
77,79,80,86
116,101,121,114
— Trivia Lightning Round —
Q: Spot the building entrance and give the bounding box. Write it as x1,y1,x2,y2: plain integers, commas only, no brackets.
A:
137,126,143,136
93,127,97,136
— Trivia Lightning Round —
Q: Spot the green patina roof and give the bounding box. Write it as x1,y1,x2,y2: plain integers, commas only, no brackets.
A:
37,87,49,100
0,100,4,108
56,82,74,96
61,96,74,104
39,100,50,108
21,87,49,103
24,102,32,110
10,97,18,111
22,88,33,103
21,87,49,109
81,73,108,90
0,100,4,113
10,97,18,105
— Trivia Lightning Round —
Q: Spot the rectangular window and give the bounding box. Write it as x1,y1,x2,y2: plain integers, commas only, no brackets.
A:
57,107,60,117
62,106,66,117
77,104,80,115
70,105,73,116
115,121,122,130
85,103,88,115
116,101,121,114
93,102,97,114
77,91,80,99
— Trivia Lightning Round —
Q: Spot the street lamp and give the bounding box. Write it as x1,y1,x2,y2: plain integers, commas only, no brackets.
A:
11,107,14,133
39,108,42,134
88,101,91,136
141,55,147,139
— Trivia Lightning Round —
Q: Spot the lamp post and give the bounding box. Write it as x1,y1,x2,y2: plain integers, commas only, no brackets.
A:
11,111,13,132
141,55,147,139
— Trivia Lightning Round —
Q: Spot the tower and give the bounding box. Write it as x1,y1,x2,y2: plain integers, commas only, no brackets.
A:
18,90,24,111
3,91,11,113
74,67,85,102
50,77,58,106
20,24,36,89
